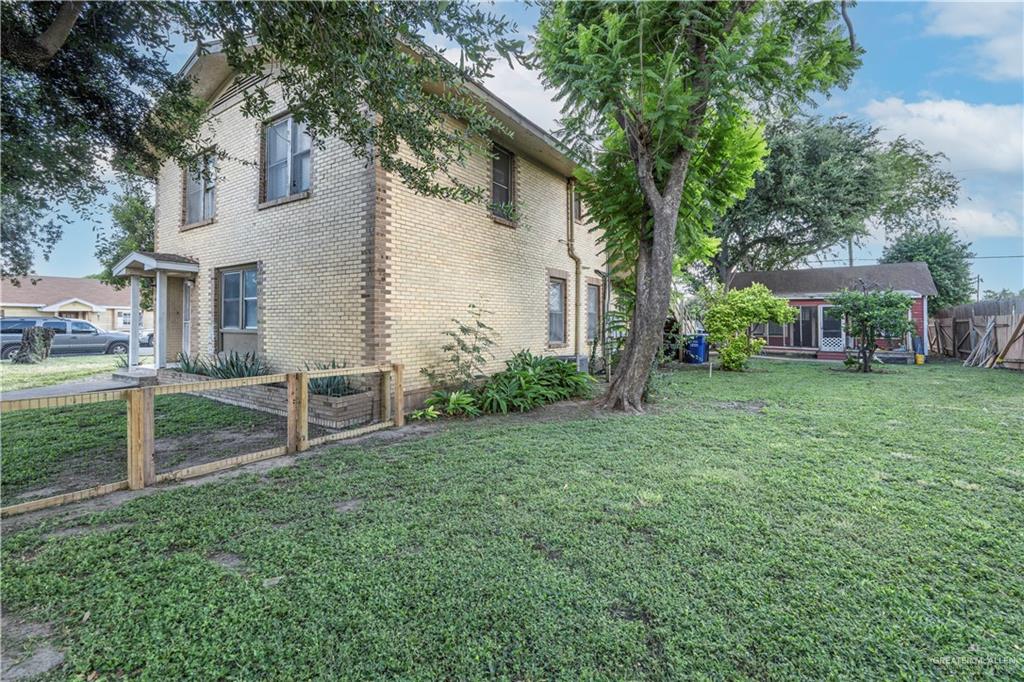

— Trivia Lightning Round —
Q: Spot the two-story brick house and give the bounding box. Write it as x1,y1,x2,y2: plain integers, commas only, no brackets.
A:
114,42,607,409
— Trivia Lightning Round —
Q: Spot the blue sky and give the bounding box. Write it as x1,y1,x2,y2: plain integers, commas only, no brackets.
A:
33,1,1024,293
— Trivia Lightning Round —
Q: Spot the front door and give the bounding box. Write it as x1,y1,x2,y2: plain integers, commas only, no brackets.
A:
182,281,192,356
819,305,844,352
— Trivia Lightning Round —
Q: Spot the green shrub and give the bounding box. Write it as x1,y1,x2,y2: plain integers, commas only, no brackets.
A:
207,351,271,379
409,406,441,422
425,389,481,418
477,350,593,414
704,283,796,371
305,359,359,397
421,304,497,390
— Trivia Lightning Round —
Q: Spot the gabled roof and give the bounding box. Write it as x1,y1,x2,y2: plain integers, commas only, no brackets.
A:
0,276,135,308
180,40,578,176
112,251,199,277
730,262,939,297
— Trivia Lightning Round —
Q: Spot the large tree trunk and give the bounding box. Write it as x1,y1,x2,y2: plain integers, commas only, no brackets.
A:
602,203,681,411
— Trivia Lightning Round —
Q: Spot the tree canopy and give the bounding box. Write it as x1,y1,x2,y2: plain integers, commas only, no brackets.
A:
880,226,974,312
1,0,526,280
827,288,915,372
94,187,156,309
535,0,859,410
711,116,960,283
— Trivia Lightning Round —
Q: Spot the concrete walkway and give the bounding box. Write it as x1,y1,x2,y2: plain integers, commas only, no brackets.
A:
3,378,139,401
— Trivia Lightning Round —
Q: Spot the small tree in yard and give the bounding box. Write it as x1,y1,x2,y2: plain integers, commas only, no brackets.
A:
704,284,795,371
827,288,914,373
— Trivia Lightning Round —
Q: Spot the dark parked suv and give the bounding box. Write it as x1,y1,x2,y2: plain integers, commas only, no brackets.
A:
1,317,131,360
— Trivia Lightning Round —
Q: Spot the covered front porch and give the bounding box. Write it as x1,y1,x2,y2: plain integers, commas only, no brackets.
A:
112,251,199,372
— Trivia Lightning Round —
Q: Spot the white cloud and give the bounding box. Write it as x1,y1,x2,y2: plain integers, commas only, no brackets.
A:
924,2,1024,79
945,202,1022,237
862,97,1023,175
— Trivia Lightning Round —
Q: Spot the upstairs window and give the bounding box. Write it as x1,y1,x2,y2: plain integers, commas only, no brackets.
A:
491,144,514,220
185,154,216,224
264,115,312,202
573,191,584,222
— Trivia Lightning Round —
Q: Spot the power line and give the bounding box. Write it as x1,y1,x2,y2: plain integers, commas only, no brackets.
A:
814,254,1023,264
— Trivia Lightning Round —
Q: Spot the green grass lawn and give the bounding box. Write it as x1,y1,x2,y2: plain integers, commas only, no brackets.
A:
1,395,279,500
2,361,1021,679
0,354,152,392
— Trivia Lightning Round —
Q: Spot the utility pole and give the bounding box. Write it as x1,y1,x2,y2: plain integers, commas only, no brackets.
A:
974,274,983,302
847,238,854,267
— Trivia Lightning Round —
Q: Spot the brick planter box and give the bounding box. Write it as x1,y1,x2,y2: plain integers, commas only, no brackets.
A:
158,369,378,429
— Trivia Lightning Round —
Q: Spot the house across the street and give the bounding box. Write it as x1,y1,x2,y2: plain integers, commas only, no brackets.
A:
0,275,154,332
113,40,607,410
730,262,938,361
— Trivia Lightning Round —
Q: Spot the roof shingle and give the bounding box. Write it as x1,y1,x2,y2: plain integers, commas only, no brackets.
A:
1,276,133,307
730,262,938,297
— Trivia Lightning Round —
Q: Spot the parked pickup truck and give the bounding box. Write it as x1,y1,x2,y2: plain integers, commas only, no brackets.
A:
1,317,132,360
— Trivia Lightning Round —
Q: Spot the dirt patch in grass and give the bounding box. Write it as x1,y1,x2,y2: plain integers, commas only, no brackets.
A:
209,552,246,573
1,615,63,681
709,400,767,414
334,499,363,513
42,521,133,541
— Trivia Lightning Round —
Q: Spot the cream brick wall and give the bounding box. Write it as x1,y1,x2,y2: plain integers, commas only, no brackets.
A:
386,137,606,401
155,78,375,370
154,71,605,405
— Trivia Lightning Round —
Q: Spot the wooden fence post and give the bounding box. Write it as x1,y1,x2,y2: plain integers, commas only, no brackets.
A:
287,372,309,454
392,363,404,427
127,387,155,489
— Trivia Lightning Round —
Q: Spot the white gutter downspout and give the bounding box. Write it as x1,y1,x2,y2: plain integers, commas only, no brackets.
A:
566,179,582,358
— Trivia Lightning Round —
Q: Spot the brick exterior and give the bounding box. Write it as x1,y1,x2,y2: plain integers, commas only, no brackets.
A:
154,72,606,409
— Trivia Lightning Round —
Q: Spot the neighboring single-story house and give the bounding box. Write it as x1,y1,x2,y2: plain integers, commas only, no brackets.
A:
113,41,607,410
0,275,154,331
730,262,938,360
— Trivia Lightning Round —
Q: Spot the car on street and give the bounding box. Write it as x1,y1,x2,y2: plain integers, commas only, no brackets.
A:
1,317,132,360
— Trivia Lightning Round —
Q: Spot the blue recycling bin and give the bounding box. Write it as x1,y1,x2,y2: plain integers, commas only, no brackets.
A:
685,334,708,364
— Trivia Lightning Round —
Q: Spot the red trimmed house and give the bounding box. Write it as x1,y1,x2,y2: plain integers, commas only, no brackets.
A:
730,262,938,361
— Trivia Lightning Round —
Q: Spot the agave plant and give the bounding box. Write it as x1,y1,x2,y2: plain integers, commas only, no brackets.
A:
305,359,359,397
176,352,210,376
207,351,271,378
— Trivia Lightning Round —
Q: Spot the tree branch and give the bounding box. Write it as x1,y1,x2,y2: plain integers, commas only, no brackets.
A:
2,1,83,72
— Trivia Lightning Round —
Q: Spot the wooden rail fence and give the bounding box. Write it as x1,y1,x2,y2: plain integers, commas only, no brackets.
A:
1,364,404,517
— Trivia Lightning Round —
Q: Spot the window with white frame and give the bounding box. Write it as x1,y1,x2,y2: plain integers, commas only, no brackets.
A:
587,283,601,340
185,153,216,224
548,277,566,345
264,115,312,202
117,311,132,327
221,267,258,330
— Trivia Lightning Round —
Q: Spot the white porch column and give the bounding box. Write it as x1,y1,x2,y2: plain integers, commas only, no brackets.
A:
155,270,168,369
129,275,141,367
